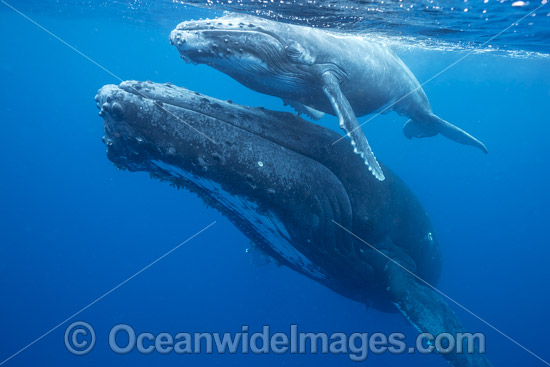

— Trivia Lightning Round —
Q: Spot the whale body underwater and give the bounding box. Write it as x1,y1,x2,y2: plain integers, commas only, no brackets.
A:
170,14,488,181
95,81,491,367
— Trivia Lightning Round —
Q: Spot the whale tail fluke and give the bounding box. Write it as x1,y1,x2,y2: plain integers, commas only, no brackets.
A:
403,115,488,154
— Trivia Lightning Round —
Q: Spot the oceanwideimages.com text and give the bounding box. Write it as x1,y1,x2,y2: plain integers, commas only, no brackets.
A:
65,321,486,361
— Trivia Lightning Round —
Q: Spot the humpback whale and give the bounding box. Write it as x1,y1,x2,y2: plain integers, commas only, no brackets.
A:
95,80,491,367
170,14,488,181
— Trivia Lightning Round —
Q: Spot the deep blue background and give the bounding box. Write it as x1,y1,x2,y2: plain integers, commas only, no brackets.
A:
0,2,549,367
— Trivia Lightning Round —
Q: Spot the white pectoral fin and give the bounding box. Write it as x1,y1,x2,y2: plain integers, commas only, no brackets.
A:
321,72,385,181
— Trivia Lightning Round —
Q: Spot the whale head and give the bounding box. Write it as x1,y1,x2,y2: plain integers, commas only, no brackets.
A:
169,15,346,100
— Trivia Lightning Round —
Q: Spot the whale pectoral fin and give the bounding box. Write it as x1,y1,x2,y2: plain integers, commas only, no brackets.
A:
403,115,488,154
321,72,385,181
283,99,325,120
384,260,492,367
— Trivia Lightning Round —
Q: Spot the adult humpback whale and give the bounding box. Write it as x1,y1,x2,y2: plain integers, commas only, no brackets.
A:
95,80,491,367
169,14,488,181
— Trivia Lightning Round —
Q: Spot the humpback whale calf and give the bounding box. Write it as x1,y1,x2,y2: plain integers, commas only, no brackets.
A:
95,81,491,367
170,14,488,181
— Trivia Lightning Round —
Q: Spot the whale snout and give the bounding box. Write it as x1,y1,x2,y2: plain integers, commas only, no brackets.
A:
96,98,124,121
170,29,211,64
95,86,126,122
170,16,277,66
169,29,185,46
95,85,143,167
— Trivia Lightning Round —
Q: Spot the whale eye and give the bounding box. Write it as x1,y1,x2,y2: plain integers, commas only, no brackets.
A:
285,41,314,64
285,42,303,59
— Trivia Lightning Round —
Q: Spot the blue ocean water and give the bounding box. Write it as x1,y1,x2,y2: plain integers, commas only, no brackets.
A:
0,1,549,367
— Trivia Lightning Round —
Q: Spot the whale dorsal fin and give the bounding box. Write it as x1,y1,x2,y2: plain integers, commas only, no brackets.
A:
321,72,385,181
283,99,325,121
